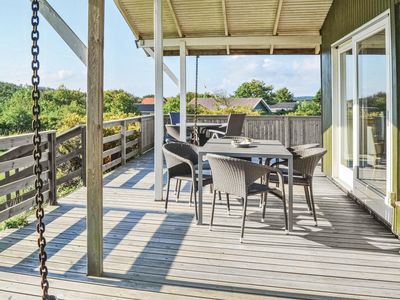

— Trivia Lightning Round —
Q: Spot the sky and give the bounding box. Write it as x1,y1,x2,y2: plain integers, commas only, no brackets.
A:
0,0,321,98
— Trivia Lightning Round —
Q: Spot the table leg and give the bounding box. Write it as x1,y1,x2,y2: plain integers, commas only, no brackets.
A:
198,152,203,225
288,156,293,232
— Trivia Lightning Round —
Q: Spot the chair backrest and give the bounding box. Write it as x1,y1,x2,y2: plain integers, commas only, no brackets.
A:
289,143,320,153
163,142,199,177
293,147,327,177
225,114,246,137
169,112,180,125
165,125,181,141
207,154,268,198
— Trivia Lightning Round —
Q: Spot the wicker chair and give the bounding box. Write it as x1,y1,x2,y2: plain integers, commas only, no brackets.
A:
288,143,320,153
268,147,327,226
207,154,287,242
165,124,191,143
162,142,213,219
209,114,246,139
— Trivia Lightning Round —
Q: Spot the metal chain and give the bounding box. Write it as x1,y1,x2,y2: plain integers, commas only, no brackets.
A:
192,55,200,145
31,1,52,299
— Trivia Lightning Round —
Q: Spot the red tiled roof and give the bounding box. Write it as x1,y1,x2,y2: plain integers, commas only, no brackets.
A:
141,97,154,104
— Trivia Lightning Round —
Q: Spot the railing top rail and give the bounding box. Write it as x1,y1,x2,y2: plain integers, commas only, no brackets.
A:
0,130,56,150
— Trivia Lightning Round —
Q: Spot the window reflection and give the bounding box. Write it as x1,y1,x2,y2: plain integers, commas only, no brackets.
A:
357,30,386,194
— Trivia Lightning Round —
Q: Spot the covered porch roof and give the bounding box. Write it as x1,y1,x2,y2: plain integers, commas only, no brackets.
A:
114,0,333,55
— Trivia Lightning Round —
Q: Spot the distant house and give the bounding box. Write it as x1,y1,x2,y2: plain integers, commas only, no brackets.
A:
134,104,155,115
188,98,271,114
269,102,298,113
141,97,155,104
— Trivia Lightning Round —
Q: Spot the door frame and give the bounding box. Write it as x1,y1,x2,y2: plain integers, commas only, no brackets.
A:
331,10,394,218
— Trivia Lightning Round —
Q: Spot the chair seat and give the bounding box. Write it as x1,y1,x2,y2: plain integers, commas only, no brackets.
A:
268,173,309,186
174,174,213,186
247,183,284,199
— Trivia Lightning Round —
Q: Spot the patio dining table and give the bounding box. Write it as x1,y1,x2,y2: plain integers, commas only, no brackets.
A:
197,138,294,232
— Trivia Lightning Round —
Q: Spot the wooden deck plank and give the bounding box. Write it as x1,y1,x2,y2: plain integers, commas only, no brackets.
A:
0,151,399,299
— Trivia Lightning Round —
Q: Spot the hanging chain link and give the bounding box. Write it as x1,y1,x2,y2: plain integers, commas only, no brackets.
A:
192,55,200,145
31,1,52,299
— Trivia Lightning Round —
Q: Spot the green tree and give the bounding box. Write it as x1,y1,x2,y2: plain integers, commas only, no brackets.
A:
0,88,32,135
234,79,275,104
288,100,321,116
104,89,139,115
163,96,180,113
273,87,294,103
313,89,321,104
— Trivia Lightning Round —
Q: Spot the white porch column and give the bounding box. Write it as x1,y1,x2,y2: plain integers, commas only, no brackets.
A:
154,0,164,201
179,41,187,141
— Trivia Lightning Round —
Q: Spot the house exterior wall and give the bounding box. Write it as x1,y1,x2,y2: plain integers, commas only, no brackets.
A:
321,0,400,233
253,102,271,114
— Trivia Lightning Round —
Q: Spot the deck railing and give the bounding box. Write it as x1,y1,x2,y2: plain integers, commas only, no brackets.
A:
185,115,321,147
0,115,154,223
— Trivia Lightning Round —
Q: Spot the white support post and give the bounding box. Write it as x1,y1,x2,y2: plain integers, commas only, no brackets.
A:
154,0,164,201
179,41,187,141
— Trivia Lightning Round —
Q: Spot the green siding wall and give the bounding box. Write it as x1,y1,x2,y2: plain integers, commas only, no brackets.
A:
321,0,400,233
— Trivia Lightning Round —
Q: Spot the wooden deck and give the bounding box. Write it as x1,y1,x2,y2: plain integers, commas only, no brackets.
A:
0,151,399,299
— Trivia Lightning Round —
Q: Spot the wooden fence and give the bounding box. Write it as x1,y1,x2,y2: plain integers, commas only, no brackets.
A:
0,115,154,223
186,115,321,147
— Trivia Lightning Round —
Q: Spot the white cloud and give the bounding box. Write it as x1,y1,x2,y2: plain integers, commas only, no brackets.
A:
57,69,74,80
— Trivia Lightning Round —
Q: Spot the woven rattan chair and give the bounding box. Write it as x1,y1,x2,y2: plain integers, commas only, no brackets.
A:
165,124,192,143
288,143,320,153
209,114,246,138
207,154,287,242
269,147,327,226
163,142,213,219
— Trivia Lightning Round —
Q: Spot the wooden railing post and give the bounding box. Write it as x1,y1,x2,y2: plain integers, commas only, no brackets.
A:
121,120,127,165
138,118,142,155
81,125,87,186
48,131,57,205
284,116,290,148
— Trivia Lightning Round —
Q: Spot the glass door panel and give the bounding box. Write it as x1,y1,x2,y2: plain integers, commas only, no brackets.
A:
357,30,387,195
340,49,353,171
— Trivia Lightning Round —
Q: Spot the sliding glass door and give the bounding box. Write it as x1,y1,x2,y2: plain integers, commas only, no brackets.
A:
334,13,391,200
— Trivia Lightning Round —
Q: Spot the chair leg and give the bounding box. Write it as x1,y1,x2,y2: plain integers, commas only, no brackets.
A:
174,179,179,195
218,191,222,201
193,184,199,221
309,182,318,226
189,182,193,206
226,193,231,215
304,185,312,214
240,196,248,243
282,195,288,231
262,192,268,222
209,190,217,230
165,177,171,213
177,180,182,201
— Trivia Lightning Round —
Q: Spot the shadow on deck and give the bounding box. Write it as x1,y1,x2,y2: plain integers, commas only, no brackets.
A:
0,151,399,299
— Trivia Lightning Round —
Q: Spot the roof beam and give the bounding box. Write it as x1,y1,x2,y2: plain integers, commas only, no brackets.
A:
137,35,322,48
166,0,183,37
221,0,230,54
271,0,284,54
144,48,179,86
273,0,284,35
36,0,88,66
